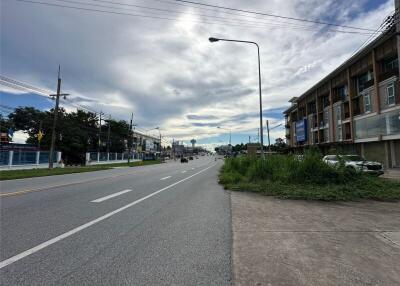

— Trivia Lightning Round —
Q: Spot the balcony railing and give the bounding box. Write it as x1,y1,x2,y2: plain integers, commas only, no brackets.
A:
379,68,399,82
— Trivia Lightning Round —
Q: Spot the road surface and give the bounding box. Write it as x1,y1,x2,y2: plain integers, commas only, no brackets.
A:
0,157,231,285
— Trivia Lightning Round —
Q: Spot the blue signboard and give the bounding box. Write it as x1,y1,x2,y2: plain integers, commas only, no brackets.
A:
296,119,307,142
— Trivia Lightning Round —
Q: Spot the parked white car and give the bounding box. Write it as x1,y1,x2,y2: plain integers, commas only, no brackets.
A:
322,155,384,175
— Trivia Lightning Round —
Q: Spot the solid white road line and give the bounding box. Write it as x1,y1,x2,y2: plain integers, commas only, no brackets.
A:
0,163,217,269
91,189,133,203
181,171,187,173
160,176,171,180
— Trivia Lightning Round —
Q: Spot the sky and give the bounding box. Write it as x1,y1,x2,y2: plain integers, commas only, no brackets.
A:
0,0,395,149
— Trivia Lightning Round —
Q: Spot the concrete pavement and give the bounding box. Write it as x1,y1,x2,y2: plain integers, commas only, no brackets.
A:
231,191,400,286
0,157,232,285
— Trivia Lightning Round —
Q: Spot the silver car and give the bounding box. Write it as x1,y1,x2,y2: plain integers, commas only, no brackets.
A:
322,155,384,175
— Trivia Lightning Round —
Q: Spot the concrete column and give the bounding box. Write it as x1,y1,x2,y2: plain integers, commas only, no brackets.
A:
97,152,100,162
35,151,40,165
315,90,320,143
8,151,13,168
85,153,90,166
372,49,381,114
56,152,62,163
384,141,390,169
122,153,124,160
347,69,354,141
107,152,110,161
329,80,335,142
360,143,365,158
390,140,396,168
115,153,117,160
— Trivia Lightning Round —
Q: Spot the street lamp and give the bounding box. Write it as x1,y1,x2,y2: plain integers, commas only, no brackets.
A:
217,126,231,145
209,37,264,158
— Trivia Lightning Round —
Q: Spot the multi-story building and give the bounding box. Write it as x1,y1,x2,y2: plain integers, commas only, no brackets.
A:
283,14,400,168
131,130,161,158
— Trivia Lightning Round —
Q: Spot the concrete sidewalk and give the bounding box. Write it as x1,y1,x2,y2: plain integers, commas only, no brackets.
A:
231,192,400,286
381,168,400,180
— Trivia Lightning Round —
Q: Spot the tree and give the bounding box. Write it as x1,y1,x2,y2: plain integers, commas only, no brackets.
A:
269,137,287,152
0,114,12,133
103,119,130,153
8,107,99,164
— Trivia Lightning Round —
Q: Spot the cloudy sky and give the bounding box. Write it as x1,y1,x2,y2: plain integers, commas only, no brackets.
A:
0,0,394,148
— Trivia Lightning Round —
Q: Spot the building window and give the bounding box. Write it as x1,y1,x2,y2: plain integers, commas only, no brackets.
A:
382,58,399,73
335,105,341,122
364,93,372,113
357,71,373,93
387,83,395,106
337,125,342,141
337,86,348,101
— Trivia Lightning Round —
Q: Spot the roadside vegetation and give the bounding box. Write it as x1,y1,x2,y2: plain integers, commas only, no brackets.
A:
219,151,400,201
0,160,161,181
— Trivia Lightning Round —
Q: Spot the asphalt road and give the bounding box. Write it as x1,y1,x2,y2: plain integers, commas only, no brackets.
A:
0,157,232,285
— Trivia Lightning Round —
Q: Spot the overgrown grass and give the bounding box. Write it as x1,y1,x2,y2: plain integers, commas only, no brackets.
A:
0,160,161,180
219,151,400,201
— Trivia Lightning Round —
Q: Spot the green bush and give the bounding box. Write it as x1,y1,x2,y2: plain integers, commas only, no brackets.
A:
219,151,400,201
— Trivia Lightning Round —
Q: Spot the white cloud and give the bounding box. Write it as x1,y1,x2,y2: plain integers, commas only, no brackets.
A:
1,0,394,146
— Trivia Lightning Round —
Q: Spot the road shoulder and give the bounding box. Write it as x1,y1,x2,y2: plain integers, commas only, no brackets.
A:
231,191,400,286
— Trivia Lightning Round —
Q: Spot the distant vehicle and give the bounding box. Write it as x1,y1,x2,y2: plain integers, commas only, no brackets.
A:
195,156,199,159
322,155,384,175
181,157,188,163
189,156,193,160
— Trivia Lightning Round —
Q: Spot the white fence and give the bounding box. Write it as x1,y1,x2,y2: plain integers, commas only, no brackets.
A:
0,150,62,170
85,152,140,166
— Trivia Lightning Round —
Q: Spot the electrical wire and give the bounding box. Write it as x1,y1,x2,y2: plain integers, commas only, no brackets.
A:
349,10,398,58
169,0,376,31
67,0,368,33
13,0,375,35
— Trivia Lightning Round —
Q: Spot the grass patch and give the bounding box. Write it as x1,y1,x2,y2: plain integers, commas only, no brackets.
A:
219,152,400,201
0,160,161,181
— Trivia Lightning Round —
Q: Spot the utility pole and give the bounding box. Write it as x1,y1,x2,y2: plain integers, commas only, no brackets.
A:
106,115,111,154
97,111,104,155
248,136,251,143
128,112,133,164
49,66,69,169
257,128,260,143
266,120,271,152
159,132,162,157
172,138,175,160
396,0,400,77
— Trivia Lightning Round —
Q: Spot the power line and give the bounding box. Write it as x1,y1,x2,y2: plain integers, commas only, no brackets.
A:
170,0,376,32
67,0,369,33
1,75,166,140
61,0,324,29
349,10,398,58
14,0,375,35
0,75,54,96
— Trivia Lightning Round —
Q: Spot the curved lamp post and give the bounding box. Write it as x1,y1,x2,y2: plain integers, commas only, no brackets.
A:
209,37,264,158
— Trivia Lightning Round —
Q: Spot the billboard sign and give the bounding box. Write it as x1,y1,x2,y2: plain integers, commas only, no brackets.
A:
145,140,155,151
296,119,307,142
